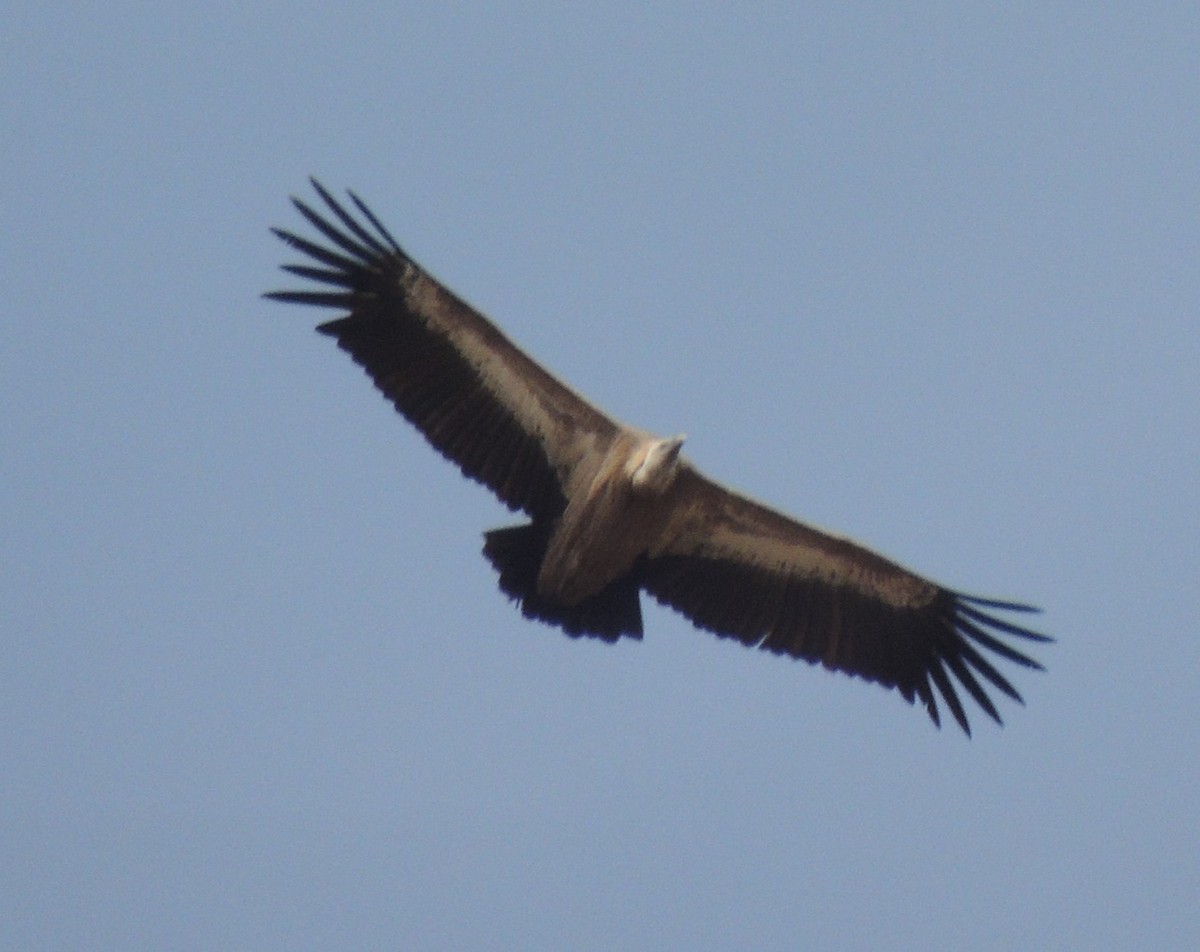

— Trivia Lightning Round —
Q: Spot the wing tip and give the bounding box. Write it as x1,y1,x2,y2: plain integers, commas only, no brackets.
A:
937,589,1050,735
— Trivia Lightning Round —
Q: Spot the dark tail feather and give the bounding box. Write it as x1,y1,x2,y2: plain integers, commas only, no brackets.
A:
482,524,643,642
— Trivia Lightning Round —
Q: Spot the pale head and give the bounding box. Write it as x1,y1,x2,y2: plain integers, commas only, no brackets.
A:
628,434,686,496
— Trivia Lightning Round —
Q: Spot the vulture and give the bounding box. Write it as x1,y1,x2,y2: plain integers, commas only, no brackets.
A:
266,179,1049,735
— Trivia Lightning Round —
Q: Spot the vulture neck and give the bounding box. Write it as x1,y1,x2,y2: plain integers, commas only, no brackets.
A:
627,434,686,497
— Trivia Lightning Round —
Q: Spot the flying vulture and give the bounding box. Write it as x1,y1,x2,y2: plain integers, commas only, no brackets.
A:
266,179,1049,735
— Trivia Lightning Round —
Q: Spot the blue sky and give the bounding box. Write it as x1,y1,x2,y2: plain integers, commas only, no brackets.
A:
4,3,1198,949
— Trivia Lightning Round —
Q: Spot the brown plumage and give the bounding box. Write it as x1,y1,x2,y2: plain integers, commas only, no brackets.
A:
266,179,1050,735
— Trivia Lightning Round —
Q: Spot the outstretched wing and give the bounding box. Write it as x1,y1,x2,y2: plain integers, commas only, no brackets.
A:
644,466,1050,734
266,179,621,519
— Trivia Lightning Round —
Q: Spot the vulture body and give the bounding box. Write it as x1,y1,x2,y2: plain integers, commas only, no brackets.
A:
267,180,1049,735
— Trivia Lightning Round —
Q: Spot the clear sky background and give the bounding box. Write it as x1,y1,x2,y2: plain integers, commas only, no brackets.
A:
4,3,1197,949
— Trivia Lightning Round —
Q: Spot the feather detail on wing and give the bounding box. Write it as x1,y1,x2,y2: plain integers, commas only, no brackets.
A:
643,467,1051,734
265,179,620,518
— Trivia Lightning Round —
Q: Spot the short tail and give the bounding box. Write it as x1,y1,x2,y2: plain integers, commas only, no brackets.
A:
482,523,643,642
